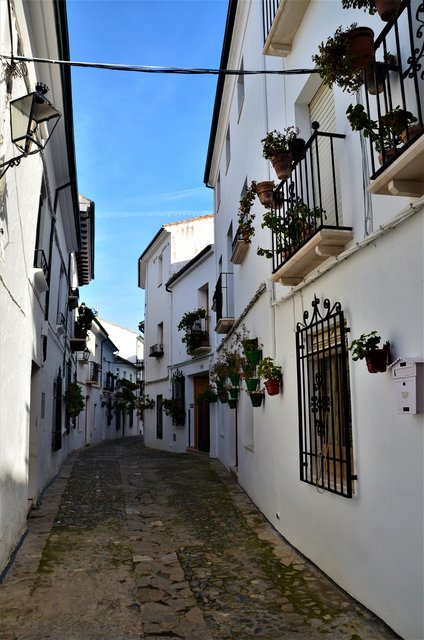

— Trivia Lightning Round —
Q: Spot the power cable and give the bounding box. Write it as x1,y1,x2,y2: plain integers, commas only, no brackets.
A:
0,54,319,76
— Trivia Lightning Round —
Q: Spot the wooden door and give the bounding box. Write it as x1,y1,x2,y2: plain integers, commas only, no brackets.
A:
194,376,210,453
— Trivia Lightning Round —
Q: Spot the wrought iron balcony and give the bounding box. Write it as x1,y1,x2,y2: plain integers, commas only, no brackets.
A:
212,272,234,333
136,359,144,369
267,126,353,286
68,287,79,310
149,343,164,357
359,0,424,196
262,0,311,56
33,249,49,293
86,362,100,385
185,317,211,356
56,312,66,335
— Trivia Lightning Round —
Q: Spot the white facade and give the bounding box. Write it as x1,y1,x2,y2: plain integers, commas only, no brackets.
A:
98,318,142,363
202,2,424,639
139,2,423,638
138,216,214,452
0,1,95,575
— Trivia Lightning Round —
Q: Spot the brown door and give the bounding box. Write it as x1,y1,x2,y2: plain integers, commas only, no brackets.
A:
194,376,210,453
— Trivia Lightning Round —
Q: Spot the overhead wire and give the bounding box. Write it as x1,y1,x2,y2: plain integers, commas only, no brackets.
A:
0,54,319,76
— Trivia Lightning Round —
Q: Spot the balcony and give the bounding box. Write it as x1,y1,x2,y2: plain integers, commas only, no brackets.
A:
70,321,87,352
262,0,311,57
68,287,79,310
230,228,250,265
212,272,234,333
56,312,66,336
149,343,164,357
360,0,424,197
267,127,353,286
86,362,100,385
33,249,49,293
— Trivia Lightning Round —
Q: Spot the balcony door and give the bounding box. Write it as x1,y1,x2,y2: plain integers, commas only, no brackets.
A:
194,376,210,453
308,83,342,225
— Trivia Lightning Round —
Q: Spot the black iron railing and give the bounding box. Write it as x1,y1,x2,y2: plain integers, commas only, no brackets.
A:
87,362,100,384
262,0,280,45
33,249,49,278
103,371,115,391
212,272,234,324
362,0,424,176
56,312,66,329
296,296,355,498
149,343,164,357
269,126,350,274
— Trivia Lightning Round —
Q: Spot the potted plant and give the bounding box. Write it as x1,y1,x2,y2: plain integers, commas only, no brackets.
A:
196,385,218,404
254,180,275,206
349,331,391,373
64,382,85,416
162,397,186,424
136,394,155,419
249,390,265,407
236,181,257,244
177,307,208,355
210,356,230,387
75,303,97,338
312,23,375,93
341,0,401,22
257,357,282,396
261,127,299,180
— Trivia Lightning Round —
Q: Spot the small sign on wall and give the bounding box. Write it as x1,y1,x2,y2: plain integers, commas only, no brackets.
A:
390,358,424,414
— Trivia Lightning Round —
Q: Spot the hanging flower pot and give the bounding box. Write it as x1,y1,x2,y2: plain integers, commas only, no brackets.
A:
249,391,265,407
245,378,259,392
271,151,292,181
229,373,241,387
255,181,275,206
288,137,306,163
218,390,228,404
362,62,387,95
228,398,238,409
347,27,375,73
228,387,239,399
375,0,401,22
365,349,389,373
242,338,258,353
246,349,262,366
264,378,281,396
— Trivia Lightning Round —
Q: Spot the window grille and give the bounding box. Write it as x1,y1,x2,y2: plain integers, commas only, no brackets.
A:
296,296,356,498
156,394,163,439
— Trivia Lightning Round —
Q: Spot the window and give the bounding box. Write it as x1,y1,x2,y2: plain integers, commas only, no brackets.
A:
157,252,163,287
237,59,245,119
225,125,231,171
296,296,355,498
52,370,62,451
156,394,163,439
216,172,221,211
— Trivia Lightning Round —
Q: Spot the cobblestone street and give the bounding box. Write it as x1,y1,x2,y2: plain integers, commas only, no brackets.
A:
0,438,400,640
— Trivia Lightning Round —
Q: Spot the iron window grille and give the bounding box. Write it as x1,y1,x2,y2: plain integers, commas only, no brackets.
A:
296,296,356,498
33,249,49,278
149,343,164,357
171,369,186,427
86,362,100,385
212,272,234,329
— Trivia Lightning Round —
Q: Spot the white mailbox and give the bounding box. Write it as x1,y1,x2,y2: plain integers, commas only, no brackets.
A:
390,358,424,415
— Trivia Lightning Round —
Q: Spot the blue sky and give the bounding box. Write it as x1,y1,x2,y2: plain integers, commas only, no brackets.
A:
66,0,228,331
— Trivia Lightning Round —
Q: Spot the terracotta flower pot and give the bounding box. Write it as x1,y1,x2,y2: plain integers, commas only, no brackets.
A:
365,349,389,373
401,124,423,144
375,0,401,22
378,147,397,165
362,62,387,95
264,378,280,396
347,27,375,73
271,151,292,181
255,181,275,206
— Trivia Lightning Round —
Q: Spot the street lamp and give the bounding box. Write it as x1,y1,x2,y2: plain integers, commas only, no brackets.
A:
82,347,90,363
0,83,61,179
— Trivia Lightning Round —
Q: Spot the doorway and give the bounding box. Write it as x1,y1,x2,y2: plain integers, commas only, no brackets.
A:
194,376,210,453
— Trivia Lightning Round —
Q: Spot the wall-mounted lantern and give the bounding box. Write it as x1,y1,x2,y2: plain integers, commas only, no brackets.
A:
82,347,91,363
0,83,61,179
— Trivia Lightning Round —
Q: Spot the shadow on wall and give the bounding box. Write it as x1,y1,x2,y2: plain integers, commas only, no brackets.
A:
0,473,29,580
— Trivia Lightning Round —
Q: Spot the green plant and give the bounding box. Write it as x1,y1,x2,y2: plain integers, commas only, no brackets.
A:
76,303,97,334
237,181,257,243
257,357,281,381
261,127,299,160
114,379,139,414
136,394,155,418
210,355,230,385
312,23,367,93
222,348,247,376
341,0,377,14
347,103,417,153
162,397,185,424
196,384,218,403
64,382,85,416
177,307,207,354
349,331,383,360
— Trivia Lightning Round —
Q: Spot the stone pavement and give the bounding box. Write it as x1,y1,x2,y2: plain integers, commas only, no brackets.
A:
0,438,401,640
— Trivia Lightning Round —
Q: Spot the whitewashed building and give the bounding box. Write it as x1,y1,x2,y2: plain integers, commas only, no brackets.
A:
0,1,94,575
138,216,214,452
200,1,424,638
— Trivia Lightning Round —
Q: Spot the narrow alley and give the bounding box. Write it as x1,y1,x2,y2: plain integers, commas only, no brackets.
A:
0,438,400,640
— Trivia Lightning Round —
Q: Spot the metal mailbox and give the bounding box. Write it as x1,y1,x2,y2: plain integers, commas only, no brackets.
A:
391,358,424,415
